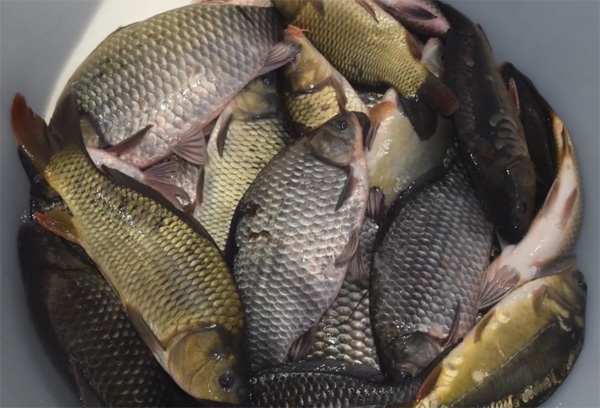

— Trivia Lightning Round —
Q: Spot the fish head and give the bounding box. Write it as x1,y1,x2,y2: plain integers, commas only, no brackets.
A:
282,25,332,94
385,332,442,381
306,111,368,166
167,326,248,404
234,72,280,120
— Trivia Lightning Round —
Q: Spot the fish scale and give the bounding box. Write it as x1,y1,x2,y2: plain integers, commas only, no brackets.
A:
230,115,368,373
63,4,285,168
371,162,493,379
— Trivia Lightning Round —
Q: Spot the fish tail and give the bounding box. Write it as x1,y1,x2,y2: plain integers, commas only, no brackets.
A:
11,93,86,175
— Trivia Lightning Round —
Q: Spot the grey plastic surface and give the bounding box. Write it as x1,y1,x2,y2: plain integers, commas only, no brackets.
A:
1,1,598,407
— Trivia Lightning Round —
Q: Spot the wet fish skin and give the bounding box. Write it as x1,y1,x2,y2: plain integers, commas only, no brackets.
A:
441,2,536,243
63,3,292,168
11,93,247,404
18,222,197,408
371,162,493,381
499,62,557,210
227,111,369,373
272,0,459,140
282,26,368,135
416,267,586,408
249,360,422,408
478,87,583,309
196,73,293,250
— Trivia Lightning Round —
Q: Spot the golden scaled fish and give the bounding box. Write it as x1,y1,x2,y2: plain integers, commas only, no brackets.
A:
416,265,586,408
195,72,293,250
271,0,459,139
11,93,247,405
281,25,368,135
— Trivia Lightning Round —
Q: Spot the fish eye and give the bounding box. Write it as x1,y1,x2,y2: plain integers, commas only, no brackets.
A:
334,120,348,130
218,371,236,391
578,278,587,290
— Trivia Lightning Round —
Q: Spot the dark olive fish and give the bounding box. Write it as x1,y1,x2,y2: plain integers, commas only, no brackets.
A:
18,222,198,408
416,266,586,408
499,62,556,210
371,162,493,381
226,111,369,373
249,360,421,408
440,2,536,243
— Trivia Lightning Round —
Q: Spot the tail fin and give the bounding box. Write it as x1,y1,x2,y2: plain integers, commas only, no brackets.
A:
11,93,85,175
11,94,51,174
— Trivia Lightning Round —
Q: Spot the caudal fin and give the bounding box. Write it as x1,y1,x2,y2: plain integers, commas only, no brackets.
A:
11,92,85,175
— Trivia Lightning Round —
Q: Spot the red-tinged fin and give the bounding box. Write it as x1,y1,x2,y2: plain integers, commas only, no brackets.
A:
406,30,423,60
170,122,208,166
507,78,520,113
356,0,379,23
100,165,218,248
387,0,437,20
367,99,397,150
288,324,319,362
336,228,360,266
477,265,520,310
10,94,52,174
442,301,462,348
533,255,576,280
473,311,493,343
308,0,325,18
34,209,80,245
414,338,460,403
125,304,168,368
421,72,459,118
336,167,357,211
256,41,301,77
376,0,449,37
329,71,349,111
560,188,579,227
366,187,385,224
196,167,205,206
105,124,152,156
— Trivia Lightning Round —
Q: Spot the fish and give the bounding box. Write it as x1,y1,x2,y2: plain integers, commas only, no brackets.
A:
477,78,583,309
372,0,450,37
371,161,494,381
88,149,190,210
499,62,557,210
249,360,421,407
440,2,536,244
226,110,370,373
271,0,459,140
366,38,455,206
11,93,247,404
281,25,368,135
305,188,385,369
18,222,199,408
195,73,293,250
61,3,298,169
416,265,586,408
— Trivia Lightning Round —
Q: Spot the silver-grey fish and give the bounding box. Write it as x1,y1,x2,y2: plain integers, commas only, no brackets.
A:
61,3,297,169
226,111,370,373
371,161,493,381
195,73,293,250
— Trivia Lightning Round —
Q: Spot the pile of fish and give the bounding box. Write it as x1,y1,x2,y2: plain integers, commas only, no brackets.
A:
10,0,586,407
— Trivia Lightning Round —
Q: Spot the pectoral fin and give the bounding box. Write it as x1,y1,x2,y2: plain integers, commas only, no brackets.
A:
34,209,79,245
